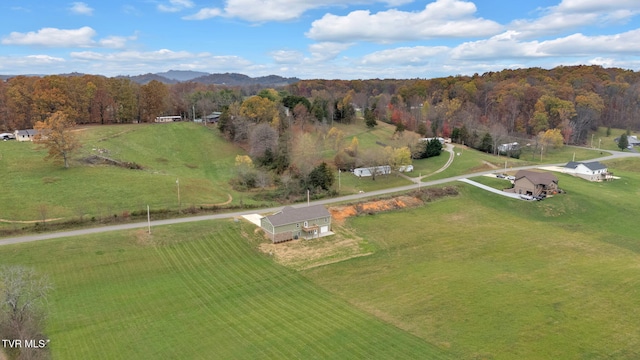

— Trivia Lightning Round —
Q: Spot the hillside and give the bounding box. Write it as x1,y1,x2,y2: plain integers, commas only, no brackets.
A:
0,123,247,227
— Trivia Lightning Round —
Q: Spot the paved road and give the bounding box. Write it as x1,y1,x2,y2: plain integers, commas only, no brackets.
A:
2,147,637,246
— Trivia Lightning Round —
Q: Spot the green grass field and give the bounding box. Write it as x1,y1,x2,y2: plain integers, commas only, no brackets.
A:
0,221,449,359
3,156,640,358
0,123,249,224
303,158,640,359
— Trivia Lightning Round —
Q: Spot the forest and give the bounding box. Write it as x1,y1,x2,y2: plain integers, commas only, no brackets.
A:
2,65,638,142
2,65,640,195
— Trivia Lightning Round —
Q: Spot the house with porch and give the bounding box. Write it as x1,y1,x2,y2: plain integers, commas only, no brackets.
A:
563,161,612,182
511,170,559,197
260,204,332,243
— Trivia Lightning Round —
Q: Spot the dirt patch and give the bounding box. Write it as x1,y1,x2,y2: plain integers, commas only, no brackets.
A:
134,229,154,246
330,195,423,224
258,225,372,270
258,189,458,270
81,155,143,170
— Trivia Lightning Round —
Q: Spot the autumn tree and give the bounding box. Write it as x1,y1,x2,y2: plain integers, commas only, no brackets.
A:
234,155,256,189
291,132,322,178
139,80,169,122
385,146,412,171
240,96,279,124
293,103,313,131
33,111,81,168
0,266,52,360
573,92,604,144
108,78,139,123
539,128,564,150
249,123,278,159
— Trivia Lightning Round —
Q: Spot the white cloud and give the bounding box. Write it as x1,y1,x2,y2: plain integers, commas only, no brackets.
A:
98,34,136,49
306,0,503,43
538,29,640,55
308,42,353,62
270,50,305,64
182,8,223,20
360,46,450,65
158,0,194,13
2,27,97,47
70,2,93,16
68,49,254,76
555,0,640,13
185,0,416,22
1,27,136,49
510,0,640,37
0,55,66,73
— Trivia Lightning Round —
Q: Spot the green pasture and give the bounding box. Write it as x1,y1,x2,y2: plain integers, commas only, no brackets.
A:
0,221,448,359
428,144,607,181
591,126,640,151
304,159,640,359
0,123,248,224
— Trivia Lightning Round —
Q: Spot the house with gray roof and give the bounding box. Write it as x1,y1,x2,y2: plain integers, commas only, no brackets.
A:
14,129,38,142
564,161,611,181
510,170,559,197
260,204,332,243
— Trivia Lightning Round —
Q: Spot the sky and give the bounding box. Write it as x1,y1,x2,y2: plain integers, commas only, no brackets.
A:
1,0,640,80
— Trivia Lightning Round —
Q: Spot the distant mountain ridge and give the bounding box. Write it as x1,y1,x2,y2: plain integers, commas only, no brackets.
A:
0,71,300,87
120,71,300,86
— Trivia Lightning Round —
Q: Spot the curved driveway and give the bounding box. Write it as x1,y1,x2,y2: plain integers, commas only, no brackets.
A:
2,147,637,246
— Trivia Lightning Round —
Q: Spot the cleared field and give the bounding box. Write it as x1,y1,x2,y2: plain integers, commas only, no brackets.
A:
0,221,449,359
303,159,640,359
0,123,246,224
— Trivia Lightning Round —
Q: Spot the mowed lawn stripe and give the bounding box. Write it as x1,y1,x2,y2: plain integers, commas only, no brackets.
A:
156,233,275,358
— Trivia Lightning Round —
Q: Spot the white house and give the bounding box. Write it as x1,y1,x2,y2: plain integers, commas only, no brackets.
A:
614,135,640,148
353,165,391,177
419,137,446,145
563,161,612,182
498,142,519,153
155,116,181,123
14,129,38,142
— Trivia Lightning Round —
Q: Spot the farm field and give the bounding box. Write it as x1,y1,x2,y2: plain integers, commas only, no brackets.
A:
2,158,640,358
0,220,449,359
303,158,640,359
0,123,249,225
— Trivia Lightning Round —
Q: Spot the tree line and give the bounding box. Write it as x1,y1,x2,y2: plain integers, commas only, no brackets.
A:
3,65,639,146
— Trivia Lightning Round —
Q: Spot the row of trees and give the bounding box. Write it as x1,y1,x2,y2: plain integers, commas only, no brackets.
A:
4,65,638,146
287,65,640,145
0,75,247,131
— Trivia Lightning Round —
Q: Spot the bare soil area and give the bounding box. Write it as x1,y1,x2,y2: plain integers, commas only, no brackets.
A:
258,189,458,270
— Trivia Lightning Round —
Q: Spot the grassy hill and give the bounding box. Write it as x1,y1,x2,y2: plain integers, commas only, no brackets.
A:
0,123,248,226
0,120,610,230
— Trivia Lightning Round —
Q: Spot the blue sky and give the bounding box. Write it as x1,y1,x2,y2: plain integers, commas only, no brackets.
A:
1,0,639,79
